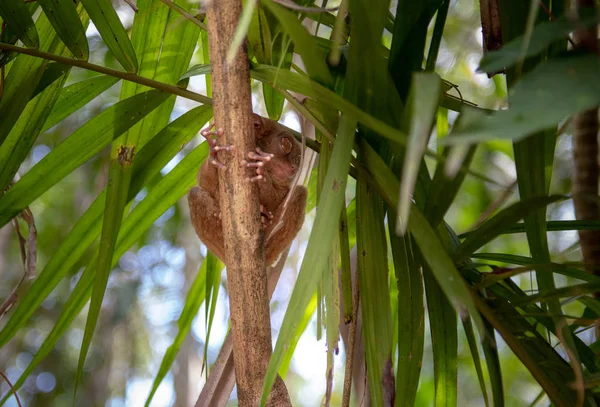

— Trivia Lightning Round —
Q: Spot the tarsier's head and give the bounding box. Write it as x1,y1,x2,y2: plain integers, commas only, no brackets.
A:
253,114,302,187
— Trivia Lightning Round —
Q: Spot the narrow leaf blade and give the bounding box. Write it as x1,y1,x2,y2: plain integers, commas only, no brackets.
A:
0,0,39,48
39,0,89,59
42,75,120,132
80,0,138,72
397,72,441,234
0,90,171,227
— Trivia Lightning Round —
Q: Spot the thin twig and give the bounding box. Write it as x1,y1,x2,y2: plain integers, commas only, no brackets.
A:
19,208,37,280
280,88,336,143
123,0,138,13
0,278,21,320
556,319,584,407
537,1,554,20
158,0,208,30
272,0,339,13
1,205,37,321
341,274,359,407
0,42,213,105
12,218,27,267
470,180,518,230
0,371,22,407
538,1,577,48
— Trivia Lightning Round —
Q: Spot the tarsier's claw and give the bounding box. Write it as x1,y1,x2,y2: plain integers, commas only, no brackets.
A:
246,175,264,182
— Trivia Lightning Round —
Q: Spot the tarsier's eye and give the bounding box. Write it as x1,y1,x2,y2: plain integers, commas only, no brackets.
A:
253,116,263,135
281,137,293,154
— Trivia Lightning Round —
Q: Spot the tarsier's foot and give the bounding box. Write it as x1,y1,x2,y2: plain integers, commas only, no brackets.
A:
201,122,234,169
242,147,274,182
260,204,274,229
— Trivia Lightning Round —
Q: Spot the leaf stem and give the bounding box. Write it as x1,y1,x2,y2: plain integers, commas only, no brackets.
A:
158,0,207,30
0,42,213,105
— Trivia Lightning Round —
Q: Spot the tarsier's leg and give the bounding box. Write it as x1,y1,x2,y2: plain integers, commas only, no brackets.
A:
263,186,307,265
188,186,226,263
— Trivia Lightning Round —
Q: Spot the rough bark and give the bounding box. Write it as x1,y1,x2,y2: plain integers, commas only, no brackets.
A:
194,252,291,407
572,1,600,284
204,2,289,405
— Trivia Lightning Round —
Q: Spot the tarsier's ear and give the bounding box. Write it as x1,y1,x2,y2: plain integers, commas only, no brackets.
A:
252,114,264,138
280,137,293,154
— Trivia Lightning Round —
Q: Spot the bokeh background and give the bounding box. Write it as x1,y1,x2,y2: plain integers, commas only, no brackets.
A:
0,0,583,405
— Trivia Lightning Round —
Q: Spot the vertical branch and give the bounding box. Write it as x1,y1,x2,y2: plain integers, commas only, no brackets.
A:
572,1,600,291
194,252,291,407
204,1,282,405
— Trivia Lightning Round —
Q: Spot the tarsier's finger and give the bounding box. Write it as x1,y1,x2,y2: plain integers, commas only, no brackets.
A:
242,160,265,168
200,123,224,138
210,159,227,169
248,148,274,162
209,145,233,168
214,145,234,153
201,125,226,150
255,147,273,157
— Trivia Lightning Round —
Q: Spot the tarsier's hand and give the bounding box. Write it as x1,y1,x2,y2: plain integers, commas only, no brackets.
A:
201,123,234,169
242,148,274,182
260,204,274,230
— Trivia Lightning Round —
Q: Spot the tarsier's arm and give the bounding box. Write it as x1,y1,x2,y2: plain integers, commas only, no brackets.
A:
188,114,307,266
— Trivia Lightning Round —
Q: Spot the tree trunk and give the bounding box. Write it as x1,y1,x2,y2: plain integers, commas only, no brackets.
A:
203,2,290,405
572,1,600,298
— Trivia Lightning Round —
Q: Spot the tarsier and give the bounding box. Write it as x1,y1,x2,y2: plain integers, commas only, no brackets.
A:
188,114,307,265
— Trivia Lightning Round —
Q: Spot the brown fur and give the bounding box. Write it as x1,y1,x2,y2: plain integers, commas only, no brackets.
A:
188,114,307,265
